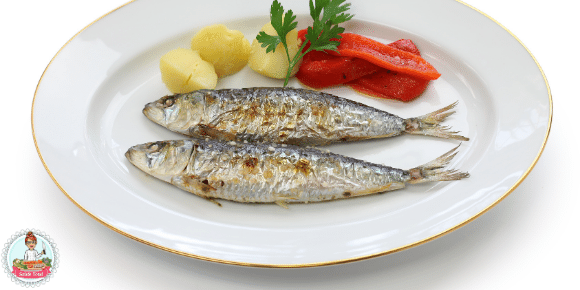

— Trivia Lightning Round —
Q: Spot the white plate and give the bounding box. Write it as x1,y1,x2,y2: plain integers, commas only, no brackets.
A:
32,0,551,267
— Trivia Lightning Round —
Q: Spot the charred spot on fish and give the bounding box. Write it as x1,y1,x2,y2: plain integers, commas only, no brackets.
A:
205,93,216,105
311,105,325,117
295,158,311,175
220,180,225,187
243,157,259,169
193,178,215,193
343,192,352,197
340,137,349,142
244,101,260,117
278,106,287,117
196,125,209,136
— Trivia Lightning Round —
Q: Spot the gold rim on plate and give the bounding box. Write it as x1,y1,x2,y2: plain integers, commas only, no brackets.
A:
31,0,553,268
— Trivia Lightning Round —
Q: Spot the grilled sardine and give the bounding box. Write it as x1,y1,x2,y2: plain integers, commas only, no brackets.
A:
143,87,468,146
125,138,468,207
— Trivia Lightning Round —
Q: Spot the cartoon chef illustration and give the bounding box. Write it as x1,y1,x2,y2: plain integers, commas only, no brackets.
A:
23,231,45,261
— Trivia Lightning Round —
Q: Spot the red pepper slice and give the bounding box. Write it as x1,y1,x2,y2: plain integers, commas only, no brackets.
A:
296,30,380,89
347,39,430,102
296,30,433,101
331,33,440,80
297,30,422,57
386,38,421,56
296,50,381,89
347,71,430,102
298,30,440,80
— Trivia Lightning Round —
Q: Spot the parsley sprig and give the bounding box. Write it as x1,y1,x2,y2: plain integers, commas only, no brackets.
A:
256,0,353,86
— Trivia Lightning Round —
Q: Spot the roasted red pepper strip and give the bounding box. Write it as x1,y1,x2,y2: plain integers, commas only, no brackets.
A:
297,30,433,101
296,29,381,89
331,33,440,80
347,71,430,102
386,38,421,56
347,39,430,102
298,29,440,80
296,50,381,89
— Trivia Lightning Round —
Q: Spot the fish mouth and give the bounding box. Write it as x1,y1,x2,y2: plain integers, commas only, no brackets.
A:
125,146,141,168
125,143,154,171
125,141,190,183
124,147,135,163
125,145,167,181
125,144,160,179
142,101,165,125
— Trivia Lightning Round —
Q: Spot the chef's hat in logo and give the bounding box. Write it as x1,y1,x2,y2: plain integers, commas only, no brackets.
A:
2,229,59,287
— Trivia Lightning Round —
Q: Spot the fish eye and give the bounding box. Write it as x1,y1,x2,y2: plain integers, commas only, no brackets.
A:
148,142,164,151
164,98,175,107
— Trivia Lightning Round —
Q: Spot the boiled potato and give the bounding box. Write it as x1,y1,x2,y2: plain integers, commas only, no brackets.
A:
249,22,300,79
190,24,251,77
159,48,217,93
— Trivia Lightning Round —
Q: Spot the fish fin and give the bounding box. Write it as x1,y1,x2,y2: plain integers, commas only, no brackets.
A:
171,175,216,195
273,194,299,209
274,200,289,209
404,102,469,141
191,124,236,141
203,197,222,207
406,145,470,184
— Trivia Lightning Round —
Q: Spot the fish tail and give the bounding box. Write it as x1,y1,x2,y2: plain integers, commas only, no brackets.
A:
406,145,469,184
404,101,469,141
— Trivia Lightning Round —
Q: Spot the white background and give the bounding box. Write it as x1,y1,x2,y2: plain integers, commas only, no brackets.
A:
0,0,575,289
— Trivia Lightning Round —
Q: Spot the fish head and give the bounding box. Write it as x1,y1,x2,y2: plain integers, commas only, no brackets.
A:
143,93,205,134
125,140,195,180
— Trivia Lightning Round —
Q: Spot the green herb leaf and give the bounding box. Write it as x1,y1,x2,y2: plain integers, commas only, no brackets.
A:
256,31,282,54
306,0,352,53
257,0,353,86
256,0,297,54
318,0,353,24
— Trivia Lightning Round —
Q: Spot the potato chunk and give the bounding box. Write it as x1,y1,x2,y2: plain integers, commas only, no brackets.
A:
248,22,300,79
160,48,217,93
190,24,251,77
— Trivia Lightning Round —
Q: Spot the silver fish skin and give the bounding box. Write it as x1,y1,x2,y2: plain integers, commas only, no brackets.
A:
143,87,468,146
125,138,468,206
